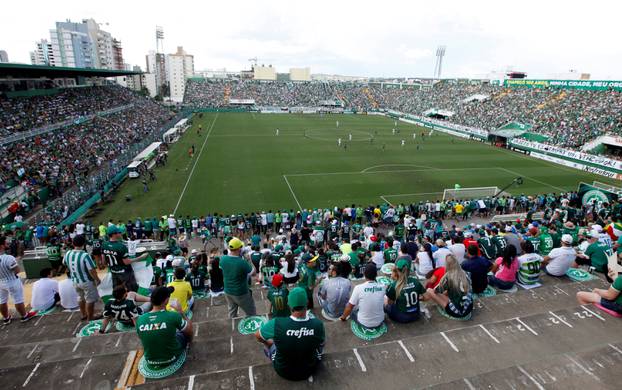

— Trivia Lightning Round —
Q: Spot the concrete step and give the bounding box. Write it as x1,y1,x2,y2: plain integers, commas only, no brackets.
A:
129,307,622,389
0,277,609,369
2,302,620,389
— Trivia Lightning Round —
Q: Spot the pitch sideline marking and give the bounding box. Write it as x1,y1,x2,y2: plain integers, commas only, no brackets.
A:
284,166,498,177
499,167,566,192
361,163,435,173
283,175,303,211
173,114,219,215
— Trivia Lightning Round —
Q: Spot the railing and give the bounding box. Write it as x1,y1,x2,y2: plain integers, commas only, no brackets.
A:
37,111,190,226
0,104,134,146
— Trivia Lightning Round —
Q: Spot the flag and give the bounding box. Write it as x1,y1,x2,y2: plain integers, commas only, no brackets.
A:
605,222,622,240
97,258,154,303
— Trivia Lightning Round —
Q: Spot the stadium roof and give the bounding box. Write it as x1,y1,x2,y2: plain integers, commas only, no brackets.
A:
0,63,141,79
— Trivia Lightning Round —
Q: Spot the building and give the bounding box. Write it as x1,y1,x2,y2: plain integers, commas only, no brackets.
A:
33,18,123,69
289,67,311,81
143,72,158,97
253,65,276,80
166,46,194,102
30,40,56,65
0,50,8,63
146,50,168,97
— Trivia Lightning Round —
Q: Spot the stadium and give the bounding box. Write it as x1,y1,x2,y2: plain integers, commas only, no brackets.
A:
2,4,622,390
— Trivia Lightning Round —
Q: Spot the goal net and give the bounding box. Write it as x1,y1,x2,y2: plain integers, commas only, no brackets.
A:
592,181,622,195
442,186,506,201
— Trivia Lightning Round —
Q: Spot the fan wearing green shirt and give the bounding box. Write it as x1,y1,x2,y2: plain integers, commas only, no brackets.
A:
577,267,622,315
255,287,325,381
298,253,320,309
267,274,290,318
102,225,148,292
46,236,63,274
136,286,193,371
385,259,428,323
220,237,257,318
383,239,398,263
576,231,612,274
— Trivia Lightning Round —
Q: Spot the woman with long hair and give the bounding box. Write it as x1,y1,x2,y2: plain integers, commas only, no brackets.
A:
280,252,299,285
385,259,428,323
415,242,435,278
425,255,473,319
489,245,519,290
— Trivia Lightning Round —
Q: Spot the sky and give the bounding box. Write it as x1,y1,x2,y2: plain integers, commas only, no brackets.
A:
2,0,622,79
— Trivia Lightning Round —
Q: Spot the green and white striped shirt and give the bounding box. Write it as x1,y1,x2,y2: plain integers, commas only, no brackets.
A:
63,249,96,284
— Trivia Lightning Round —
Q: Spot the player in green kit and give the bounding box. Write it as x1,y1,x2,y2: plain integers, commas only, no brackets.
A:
267,274,290,317
255,287,325,381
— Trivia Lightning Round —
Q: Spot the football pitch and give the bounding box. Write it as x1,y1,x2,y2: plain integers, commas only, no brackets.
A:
94,112,615,222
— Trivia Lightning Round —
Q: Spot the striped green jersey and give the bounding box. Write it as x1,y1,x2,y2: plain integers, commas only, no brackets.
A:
63,249,96,284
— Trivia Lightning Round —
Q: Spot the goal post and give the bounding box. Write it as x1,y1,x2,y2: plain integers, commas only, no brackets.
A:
442,186,508,201
592,181,622,195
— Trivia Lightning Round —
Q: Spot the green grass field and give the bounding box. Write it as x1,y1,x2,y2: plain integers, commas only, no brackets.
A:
94,112,616,223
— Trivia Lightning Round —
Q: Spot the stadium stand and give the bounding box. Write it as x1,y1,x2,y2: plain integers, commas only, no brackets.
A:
1,85,174,223
183,79,622,149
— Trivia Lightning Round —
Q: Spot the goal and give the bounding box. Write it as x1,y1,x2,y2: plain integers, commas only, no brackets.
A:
592,181,622,195
442,186,507,201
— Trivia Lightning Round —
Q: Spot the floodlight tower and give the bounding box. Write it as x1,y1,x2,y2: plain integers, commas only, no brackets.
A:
434,45,446,79
156,26,164,54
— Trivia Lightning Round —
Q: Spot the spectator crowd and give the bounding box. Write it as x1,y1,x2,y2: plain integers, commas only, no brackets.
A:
184,79,622,149
2,188,622,380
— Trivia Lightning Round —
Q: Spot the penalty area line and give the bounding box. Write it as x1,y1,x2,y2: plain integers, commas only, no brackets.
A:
283,175,303,211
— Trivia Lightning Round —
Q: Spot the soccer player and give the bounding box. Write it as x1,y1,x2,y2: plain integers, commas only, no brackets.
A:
348,133,352,141
275,128,279,136
392,128,396,135
401,139,405,147
337,138,342,147
413,133,416,140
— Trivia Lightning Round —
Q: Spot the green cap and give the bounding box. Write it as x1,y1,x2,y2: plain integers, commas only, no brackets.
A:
106,225,120,236
396,258,410,270
288,287,308,309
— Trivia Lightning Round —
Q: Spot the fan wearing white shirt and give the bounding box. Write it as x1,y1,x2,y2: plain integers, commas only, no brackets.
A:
58,276,79,310
542,234,577,276
449,236,466,264
31,268,59,312
433,239,452,268
340,263,385,328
